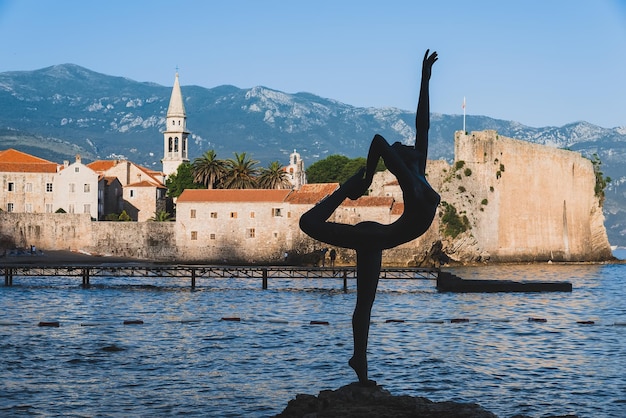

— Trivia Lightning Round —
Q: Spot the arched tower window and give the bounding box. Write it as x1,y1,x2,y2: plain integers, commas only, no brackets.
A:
168,137,173,152
174,137,179,152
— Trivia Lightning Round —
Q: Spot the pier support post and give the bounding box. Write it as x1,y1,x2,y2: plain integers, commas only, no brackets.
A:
191,268,196,289
4,267,13,286
262,268,268,290
343,270,347,293
81,268,90,288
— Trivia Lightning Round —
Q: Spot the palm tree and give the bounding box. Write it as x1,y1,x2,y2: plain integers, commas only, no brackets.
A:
258,161,292,189
222,152,260,189
149,210,173,222
192,150,226,189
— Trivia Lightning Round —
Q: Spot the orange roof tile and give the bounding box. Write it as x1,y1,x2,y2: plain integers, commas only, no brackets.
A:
178,188,293,203
87,160,117,172
0,149,59,173
341,196,395,207
390,201,404,215
127,180,166,188
285,183,339,204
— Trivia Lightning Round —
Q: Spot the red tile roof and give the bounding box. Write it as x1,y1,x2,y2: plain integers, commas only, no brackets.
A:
87,159,164,187
341,196,394,207
285,183,339,204
178,188,293,203
87,160,117,172
0,149,59,173
127,180,166,188
390,201,404,215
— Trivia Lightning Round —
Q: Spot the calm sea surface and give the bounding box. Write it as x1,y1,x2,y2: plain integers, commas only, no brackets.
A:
1,261,625,417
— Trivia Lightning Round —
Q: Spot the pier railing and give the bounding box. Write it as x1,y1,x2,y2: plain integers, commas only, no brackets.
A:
2,264,439,291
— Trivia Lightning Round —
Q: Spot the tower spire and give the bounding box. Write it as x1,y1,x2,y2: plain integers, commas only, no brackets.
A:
167,72,186,118
162,72,190,177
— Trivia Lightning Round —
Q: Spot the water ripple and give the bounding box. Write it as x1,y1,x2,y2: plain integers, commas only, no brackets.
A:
1,263,625,417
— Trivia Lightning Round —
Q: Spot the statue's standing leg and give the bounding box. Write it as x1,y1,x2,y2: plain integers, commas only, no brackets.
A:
349,246,382,386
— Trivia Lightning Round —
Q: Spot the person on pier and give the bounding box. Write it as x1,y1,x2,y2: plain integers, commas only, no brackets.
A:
299,50,440,386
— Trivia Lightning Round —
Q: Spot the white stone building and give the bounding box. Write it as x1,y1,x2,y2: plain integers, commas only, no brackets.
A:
0,149,59,214
87,159,167,222
53,155,99,219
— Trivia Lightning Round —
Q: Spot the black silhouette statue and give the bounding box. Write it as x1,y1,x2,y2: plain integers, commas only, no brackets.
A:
299,50,440,386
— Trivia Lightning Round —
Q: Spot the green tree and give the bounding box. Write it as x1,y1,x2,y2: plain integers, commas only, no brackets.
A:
149,210,173,222
192,150,226,189
222,152,260,189
339,157,368,184
258,160,292,189
118,210,132,221
166,162,204,198
306,155,350,183
307,154,386,184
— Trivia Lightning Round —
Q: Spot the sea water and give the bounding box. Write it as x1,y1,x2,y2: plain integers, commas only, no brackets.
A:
1,262,625,417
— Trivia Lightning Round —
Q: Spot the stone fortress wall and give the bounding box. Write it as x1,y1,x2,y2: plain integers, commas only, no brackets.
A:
0,131,614,265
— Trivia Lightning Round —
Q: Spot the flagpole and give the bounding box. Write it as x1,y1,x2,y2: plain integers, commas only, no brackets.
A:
462,96,466,133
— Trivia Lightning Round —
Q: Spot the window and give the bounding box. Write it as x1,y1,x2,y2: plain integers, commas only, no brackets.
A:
45,204,53,213
209,233,216,240
8,182,14,192
69,204,75,214
190,209,196,219
84,184,90,193
84,204,90,214
230,212,237,218
246,228,256,238
25,203,32,213
129,190,135,198
75,167,79,173
7,203,14,212
287,211,291,218
46,183,53,192
250,211,255,218
191,231,198,240
25,183,33,192
272,208,282,217
69,183,75,193
210,212,217,218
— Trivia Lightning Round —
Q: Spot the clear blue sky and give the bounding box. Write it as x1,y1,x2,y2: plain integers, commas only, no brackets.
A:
1,0,624,128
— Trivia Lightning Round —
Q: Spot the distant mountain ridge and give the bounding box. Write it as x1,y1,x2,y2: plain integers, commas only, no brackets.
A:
1,64,625,245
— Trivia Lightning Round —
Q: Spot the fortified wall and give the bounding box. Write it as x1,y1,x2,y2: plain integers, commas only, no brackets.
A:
441,130,612,262
0,131,614,265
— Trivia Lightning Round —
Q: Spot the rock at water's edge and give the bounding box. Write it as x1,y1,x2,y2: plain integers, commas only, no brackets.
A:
273,383,497,418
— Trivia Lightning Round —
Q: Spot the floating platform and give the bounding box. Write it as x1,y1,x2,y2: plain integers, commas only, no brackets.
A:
436,271,572,293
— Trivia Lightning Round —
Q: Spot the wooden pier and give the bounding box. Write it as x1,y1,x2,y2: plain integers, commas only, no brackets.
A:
2,264,439,291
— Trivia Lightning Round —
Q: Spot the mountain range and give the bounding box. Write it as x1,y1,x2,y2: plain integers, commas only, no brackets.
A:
1,64,624,246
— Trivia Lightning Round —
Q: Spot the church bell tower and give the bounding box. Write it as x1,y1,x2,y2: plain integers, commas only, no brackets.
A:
162,72,190,177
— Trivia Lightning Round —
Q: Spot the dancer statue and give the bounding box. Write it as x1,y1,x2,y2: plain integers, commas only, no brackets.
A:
299,50,440,386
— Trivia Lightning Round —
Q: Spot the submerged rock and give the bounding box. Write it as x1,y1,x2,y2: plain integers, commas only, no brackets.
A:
274,382,497,417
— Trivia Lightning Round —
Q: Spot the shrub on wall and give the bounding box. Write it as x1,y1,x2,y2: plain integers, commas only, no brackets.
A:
439,201,470,238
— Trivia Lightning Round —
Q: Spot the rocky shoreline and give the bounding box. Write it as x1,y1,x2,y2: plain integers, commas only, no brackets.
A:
273,383,578,418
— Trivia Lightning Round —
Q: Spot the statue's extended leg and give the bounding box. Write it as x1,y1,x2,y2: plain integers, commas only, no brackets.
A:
349,247,382,386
